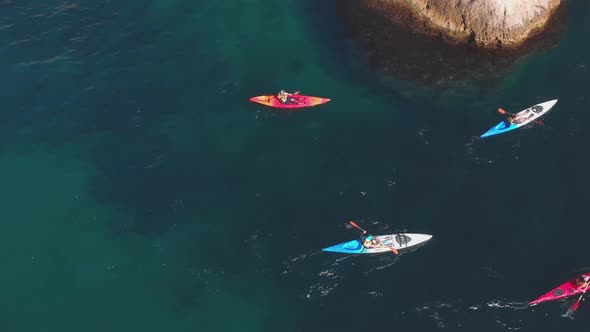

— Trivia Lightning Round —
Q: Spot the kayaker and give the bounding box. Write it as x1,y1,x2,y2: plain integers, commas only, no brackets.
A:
506,113,520,124
501,108,518,124
498,108,534,124
349,221,400,254
276,90,300,104
575,275,590,289
506,109,534,124
360,230,380,248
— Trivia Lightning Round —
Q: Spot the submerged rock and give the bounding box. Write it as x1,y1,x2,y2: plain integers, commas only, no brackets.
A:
338,0,566,90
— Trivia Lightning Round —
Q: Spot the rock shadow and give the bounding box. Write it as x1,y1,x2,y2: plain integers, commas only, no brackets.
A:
337,0,568,88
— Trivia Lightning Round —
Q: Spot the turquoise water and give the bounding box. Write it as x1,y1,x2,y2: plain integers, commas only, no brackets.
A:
1,0,589,331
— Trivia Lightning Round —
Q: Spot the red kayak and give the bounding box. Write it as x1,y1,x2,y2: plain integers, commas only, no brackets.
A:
530,273,590,306
249,93,330,109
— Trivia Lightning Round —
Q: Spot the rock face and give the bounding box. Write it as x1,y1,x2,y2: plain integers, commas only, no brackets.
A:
337,0,566,88
367,0,562,47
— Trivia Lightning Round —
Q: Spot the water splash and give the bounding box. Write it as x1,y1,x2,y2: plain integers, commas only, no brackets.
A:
417,299,531,330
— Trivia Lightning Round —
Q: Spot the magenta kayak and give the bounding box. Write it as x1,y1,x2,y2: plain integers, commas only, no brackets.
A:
530,273,590,306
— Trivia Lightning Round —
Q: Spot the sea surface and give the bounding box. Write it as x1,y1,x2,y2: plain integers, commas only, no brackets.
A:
1,1,589,331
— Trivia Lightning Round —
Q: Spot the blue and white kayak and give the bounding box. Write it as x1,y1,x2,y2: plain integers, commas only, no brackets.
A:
480,99,558,138
322,233,433,254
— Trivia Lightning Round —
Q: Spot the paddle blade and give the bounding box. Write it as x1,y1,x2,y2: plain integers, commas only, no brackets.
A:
535,120,544,125
564,301,581,319
571,299,581,312
498,108,508,114
348,221,364,231
564,283,589,318
390,247,399,255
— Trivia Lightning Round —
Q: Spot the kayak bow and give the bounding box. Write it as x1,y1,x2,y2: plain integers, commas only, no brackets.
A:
530,273,590,306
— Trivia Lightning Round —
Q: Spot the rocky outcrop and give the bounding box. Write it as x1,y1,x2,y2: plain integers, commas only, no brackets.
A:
337,0,566,87
363,0,562,48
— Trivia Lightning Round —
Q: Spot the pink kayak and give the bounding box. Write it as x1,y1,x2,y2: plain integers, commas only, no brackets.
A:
530,273,590,306
249,93,330,109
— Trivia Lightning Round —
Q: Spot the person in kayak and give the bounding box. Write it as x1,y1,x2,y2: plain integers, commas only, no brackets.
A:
506,109,534,124
360,231,381,248
277,90,301,104
349,221,399,254
575,275,590,289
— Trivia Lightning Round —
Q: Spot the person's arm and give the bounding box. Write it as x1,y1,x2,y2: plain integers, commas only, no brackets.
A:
359,231,367,242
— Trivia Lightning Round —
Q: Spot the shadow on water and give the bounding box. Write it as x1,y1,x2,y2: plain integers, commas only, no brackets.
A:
296,0,432,110
298,0,568,107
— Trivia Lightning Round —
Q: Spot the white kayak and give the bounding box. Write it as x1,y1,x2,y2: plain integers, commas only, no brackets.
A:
480,99,558,138
322,233,433,254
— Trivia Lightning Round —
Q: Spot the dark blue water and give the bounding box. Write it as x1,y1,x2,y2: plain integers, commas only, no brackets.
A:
1,0,589,331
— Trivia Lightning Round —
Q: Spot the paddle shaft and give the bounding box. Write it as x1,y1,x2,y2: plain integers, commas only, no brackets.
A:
348,221,366,233
570,280,590,312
